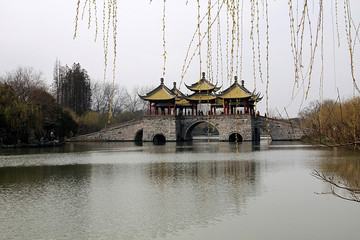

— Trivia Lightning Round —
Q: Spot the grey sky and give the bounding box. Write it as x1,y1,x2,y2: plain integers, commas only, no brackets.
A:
1,0,359,117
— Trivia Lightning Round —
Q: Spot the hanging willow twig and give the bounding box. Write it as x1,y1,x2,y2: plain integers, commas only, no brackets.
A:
72,0,359,130
344,0,360,94
265,0,270,144
255,0,263,84
73,0,117,124
216,0,224,88
239,0,244,81
206,0,213,82
180,0,224,88
197,0,202,78
162,0,167,77
108,0,118,124
250,0,257,92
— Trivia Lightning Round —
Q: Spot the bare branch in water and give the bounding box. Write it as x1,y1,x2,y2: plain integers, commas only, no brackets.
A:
311,169,360,203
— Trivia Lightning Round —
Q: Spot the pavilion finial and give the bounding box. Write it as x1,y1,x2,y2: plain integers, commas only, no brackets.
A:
160,78,164,85
234,76,238,83
202,72,205,79
173,82,176,88
241,80,245,87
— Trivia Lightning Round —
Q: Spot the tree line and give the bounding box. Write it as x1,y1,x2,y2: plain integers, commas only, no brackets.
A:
0,63,150,146
299,97,360,151
0,67,78,145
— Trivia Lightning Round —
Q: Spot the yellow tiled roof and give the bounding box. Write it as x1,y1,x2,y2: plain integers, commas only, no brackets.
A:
185,72,220,92
176,98,192,106
141,88,175,101
186,94,217,101
139,78,176,101
220,87,252,99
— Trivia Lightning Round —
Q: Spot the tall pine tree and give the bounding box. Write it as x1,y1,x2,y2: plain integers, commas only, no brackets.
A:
53,61,91,116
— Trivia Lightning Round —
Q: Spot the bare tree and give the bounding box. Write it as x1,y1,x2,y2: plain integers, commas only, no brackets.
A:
300,99,360,150
124,86,153,113
0,66,46,100
91,81,107,113
91,80,127,115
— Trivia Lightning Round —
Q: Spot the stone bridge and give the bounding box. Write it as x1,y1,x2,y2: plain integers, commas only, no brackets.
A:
70,115,304,142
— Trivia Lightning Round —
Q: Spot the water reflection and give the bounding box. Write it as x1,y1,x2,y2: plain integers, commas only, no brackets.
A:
0,141,268,157
0,165,93,240
145,141,256,154
313,147,360,201
0,144,261,240
1,142,360,240
0,164,92,185
124,159,261,239
148,160,258,186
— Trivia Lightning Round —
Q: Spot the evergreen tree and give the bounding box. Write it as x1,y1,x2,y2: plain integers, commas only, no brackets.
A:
53,61,92,116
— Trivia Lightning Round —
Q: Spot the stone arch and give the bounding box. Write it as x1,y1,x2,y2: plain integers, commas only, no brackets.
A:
228,132,243,142
184,120,219,141
134,129,143,141
152,133,166,144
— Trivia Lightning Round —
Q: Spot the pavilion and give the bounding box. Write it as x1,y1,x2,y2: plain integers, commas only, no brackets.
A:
139,73,262,116
184,72,220,115
139,78,176,115
217,76,262,115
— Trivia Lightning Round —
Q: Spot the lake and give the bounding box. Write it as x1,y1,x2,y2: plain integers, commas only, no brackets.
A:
0,141,359,240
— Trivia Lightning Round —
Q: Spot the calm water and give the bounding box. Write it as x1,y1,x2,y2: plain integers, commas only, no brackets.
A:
0,141,359,240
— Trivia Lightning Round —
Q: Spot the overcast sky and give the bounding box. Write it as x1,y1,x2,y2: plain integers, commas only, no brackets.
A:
1,0,359,117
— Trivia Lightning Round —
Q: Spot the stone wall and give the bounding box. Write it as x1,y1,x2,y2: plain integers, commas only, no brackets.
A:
69,118,144,141
158,114,254,141
69,114,304,142
254,116,304,140
142,116,177,142
216,114,253,141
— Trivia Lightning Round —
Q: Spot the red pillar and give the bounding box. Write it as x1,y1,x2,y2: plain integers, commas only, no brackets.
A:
155,103,157,115
149,102,151,115
168,101,171,115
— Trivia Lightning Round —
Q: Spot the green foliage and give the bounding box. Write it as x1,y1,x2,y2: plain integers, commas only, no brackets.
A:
77,110,144,135
0,84,42,144
115,110,143,123
78,111,103,134
0,66,80,144
55,109,79,139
